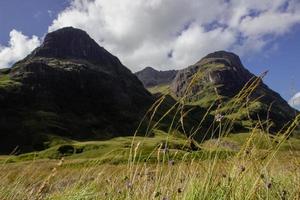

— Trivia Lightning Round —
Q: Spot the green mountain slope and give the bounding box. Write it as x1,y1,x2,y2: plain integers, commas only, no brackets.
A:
0,27,154,153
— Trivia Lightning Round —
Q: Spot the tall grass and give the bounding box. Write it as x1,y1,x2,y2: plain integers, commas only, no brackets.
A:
0,71,299,199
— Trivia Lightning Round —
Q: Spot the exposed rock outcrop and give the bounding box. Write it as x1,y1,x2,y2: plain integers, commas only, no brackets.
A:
0,27,153,153
171,51,297,131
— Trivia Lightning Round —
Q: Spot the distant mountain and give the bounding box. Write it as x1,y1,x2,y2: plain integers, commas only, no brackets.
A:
0,27,153,153
171,51,297,131
0,28,296,153
135,66,177,88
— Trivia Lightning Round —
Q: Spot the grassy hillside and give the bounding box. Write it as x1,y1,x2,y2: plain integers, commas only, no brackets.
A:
1,128,300,199
3,130,300,164
147,84,172,95
1,75,299,199
1,61,300,199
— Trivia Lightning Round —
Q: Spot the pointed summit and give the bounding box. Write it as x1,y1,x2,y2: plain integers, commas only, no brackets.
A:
199,50,240,61
172,51,252,98
28,27,122,73
197,51,243,69
0,27,153,153
135,67,177,88
171,51,296,131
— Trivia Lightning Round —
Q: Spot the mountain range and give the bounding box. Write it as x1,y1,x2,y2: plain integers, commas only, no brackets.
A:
0,27,153,153
0,27,297,154
136,52,297,132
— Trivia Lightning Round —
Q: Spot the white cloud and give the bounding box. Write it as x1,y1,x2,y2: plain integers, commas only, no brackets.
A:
289,92,300,110
239,12,300,37
49,0,231,70
2,0,300,71
172,24,236,67
46,0,300,71
0,30,41,68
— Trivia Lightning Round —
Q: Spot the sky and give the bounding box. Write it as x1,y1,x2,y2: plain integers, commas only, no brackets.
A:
0,0,300,109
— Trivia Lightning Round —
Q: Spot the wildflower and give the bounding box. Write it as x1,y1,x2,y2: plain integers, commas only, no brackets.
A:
266,182,272,189
281,190,287,200
215,113,224,122
57,157,64,166
154,191,161,197
245,149,251,155
239,165,246,173
261,155,268,160
282,190,287,196
163,146,169,154
168,160,175,166
125,180,133,189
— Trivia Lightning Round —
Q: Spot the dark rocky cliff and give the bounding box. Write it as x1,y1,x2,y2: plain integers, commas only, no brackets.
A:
171,51,297,131
0,27,153,153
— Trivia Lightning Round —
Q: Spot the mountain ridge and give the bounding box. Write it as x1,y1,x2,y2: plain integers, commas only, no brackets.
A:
0,27,154,153
0,27,297,154
135,66,177,88
171,51,297,131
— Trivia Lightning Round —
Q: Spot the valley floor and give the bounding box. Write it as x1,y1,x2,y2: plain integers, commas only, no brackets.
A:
1,131,300,200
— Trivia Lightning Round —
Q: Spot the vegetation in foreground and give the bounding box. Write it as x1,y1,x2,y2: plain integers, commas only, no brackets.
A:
1,70,300,200
1,130,300,200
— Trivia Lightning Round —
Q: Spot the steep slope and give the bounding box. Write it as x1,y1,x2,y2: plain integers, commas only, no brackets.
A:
135,67,177,88
171,51,297,131
0,27,154,153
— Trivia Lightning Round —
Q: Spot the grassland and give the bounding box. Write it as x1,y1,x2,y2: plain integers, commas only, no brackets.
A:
1,129,300,199
1,71,300,199
148,84,171,95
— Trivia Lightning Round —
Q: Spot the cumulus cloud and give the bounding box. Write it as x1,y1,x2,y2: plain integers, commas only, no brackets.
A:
47,0,300,71
289,92,300,110
0,0,299,71
44,0,300,70
49,0,230,70
0,30,40,68
239,12,300,37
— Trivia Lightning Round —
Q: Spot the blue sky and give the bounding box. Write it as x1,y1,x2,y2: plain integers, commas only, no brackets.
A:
0,0,300,107
242,25,300,100
0,0,68,45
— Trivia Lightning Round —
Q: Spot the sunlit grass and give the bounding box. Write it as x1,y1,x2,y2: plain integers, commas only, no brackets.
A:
0,70,299,199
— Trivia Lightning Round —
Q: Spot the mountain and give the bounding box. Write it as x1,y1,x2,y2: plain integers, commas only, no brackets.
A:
0,27,154,153
135,67,177,88
0,28,295,154
171,51,297,131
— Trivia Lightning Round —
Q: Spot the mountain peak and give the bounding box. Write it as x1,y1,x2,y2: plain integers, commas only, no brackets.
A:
144,66,156,71
197,50,243,69
202,50,239,59
0,27,153,153
135,67,178,88
171,51,296,131
29,27,120,67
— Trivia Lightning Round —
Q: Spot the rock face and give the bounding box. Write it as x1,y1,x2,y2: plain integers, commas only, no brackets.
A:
171,51,254,98
0,27,153,153
135,67,177,88
171,51,297,131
